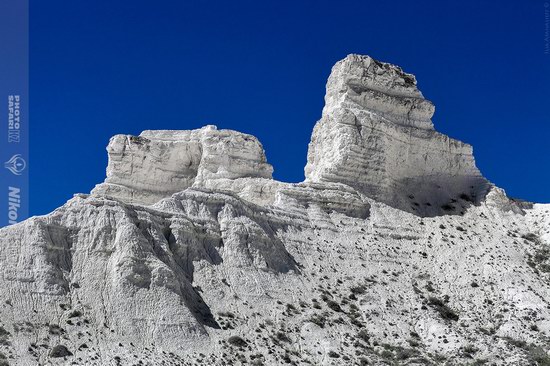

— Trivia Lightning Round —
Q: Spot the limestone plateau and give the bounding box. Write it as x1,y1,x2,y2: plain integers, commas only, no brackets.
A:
1,54,549,366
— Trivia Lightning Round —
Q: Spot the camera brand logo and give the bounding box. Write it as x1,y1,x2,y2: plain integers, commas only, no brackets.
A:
4,154,26,175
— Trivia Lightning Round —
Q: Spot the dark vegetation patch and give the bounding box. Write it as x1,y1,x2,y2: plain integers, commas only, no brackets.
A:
48,324,64,335
462,344,479,358
275,331,291,343
308,313,329,328
0,326,10,346
459,193,474,202
377,343,423,362
427,297,458,321
49,345,73,358
522,233,541,243
0,353,8,366
0,327,9,337
357,329,370,343
227,336,247,347
321,293,343,312
68,310,82,318
441,204,454,211
350,285,367,295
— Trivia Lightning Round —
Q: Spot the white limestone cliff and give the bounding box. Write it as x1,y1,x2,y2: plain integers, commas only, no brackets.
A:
0,55,548,366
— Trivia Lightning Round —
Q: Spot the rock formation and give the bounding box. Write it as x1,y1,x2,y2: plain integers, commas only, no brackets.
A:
92,125,275,206
305,54,490,216
0,55,548,366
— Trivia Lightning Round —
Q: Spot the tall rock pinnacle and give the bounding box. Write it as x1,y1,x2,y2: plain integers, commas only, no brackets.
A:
305,54,490,216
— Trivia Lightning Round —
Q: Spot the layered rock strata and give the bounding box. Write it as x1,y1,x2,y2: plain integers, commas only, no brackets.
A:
2,55,547,366
92,125,275,205
305,54,490,216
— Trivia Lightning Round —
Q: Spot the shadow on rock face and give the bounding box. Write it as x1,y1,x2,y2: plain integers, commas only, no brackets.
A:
132,218,224,329
391,176,492,217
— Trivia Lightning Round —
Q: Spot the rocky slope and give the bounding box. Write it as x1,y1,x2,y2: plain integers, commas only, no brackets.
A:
1,54,549,366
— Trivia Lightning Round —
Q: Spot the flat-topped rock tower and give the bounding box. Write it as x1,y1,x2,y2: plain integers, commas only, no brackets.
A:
92,125,275,205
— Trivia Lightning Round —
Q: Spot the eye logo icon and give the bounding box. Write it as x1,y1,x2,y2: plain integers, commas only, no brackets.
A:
4,154,26,175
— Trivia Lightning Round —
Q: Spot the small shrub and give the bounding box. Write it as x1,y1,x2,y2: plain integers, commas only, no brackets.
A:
68,310,82,318
408,339,420,347
325,299,342,312
471,359,489,365
425,282,436,292
275,332,291,343
218,311,235,318
459,193,474,202
0,326,10,346
308,313,328,328
522,233,540,243
227,336,247,347
478,327,496,335
379,349,394,360
49,345,72,358
281,353,291,363
350,285,367,295
427,297,458,321
502,336,527,349
463,344,478,357
395,347,418,360
357,329,370,343
48,324,64,335
441,204,454,211
350,317,363,327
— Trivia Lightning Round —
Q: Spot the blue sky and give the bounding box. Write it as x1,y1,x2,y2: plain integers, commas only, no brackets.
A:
30,0,550,215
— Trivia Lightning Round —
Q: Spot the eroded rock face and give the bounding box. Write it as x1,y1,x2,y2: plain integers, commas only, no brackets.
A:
1,54,547,366
2,181,549,365
305,54,490,216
